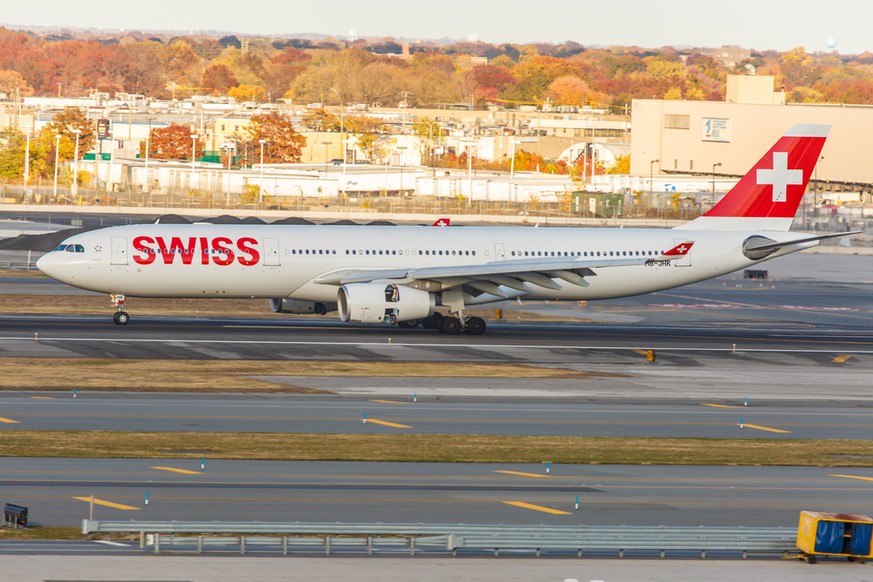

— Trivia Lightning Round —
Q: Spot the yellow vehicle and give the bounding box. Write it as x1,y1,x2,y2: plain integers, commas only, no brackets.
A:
796,511,873,563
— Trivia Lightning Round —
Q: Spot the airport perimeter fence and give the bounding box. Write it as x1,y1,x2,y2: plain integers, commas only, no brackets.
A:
82,520,799,559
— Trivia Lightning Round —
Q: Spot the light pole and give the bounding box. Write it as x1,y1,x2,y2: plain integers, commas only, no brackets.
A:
190,134,198,190
397,146,407,195
323,142,330,175
711,162,722,204
809,155,824,228
23,130,31,198
467,143,473,204
259,139,266,206
144,118,153,201
144,134,150,201
649,159,660,212
509,138,537,178
52,134,62,202
814,156,824,207
71,129,81,199
509,140,516,178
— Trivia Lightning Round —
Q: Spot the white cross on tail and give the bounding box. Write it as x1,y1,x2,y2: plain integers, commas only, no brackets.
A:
756,151,803,202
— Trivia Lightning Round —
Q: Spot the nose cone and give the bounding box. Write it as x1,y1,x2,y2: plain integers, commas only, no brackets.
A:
36,252,59,278
36,251,79,285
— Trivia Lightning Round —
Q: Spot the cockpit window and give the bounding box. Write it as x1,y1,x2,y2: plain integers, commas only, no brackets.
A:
54,244,68,251
61,244,85,253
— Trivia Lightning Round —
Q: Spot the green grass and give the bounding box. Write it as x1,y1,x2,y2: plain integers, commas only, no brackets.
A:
3,430,873,467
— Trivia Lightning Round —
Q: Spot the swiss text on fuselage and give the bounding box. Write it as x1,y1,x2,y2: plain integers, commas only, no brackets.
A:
132,236,261,266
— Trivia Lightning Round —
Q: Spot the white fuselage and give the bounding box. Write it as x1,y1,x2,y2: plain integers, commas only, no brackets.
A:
36,223,810,304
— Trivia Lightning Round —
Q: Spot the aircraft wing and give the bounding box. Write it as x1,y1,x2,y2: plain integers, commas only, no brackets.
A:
314,256,647,298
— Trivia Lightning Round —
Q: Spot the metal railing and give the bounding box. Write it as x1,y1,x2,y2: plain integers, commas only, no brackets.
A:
82,520,798,558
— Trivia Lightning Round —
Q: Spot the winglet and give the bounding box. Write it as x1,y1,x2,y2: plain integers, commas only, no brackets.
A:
432,218,451,227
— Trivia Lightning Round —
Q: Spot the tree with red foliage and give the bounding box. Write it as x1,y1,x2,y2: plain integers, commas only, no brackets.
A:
202,64,238,94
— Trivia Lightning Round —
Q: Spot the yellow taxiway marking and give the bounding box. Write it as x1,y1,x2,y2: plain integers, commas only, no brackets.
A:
73,497,140,511
0,417,19,424
503,501,571,515
151,466,200,475
366,419,412,429
830,474,873,484
30,396,55,400
702,403,742,409
739,423,791,434
369,399,408,405
494,470,550,479
832,355,852,364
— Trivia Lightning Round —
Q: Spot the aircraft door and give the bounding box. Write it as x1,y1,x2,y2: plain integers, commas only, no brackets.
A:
494,243,506,260
263,237,280,266
672,238,691,267
111,236,128,265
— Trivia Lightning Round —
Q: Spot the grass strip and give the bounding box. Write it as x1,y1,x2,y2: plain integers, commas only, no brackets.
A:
0,527,87,541
0,358,611,392
3,431,873,467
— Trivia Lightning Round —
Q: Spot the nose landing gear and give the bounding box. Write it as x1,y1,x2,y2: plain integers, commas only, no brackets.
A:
111,294,129,325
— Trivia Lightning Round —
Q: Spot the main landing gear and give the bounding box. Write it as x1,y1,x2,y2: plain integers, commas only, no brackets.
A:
111,294,129,325
421,312,487,335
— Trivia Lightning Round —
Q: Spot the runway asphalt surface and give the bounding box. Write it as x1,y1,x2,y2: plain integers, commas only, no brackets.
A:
5,458,873,528
1,392,872,439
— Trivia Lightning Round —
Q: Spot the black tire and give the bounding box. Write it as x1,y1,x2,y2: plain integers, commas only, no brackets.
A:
439,317,462,334
807,554,817,564
423,312,443,330
114,312,130,325
466,316,487,335
398,319,420,329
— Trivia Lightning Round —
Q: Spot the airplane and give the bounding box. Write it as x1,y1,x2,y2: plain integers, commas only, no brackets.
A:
38,124,851,335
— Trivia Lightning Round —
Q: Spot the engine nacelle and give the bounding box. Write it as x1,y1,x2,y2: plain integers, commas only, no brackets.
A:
337,283,434,324
268,298,332,315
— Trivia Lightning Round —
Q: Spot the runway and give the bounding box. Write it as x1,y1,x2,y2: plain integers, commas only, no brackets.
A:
1,393,871,439
4,458,873,528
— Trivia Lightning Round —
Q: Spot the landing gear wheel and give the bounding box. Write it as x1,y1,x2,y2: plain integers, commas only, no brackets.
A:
398,319,420,329
423,312,443,330
113,312,130,325
439,316,462,334
465,316,487,335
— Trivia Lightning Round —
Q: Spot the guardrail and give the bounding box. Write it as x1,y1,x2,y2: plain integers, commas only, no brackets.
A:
82,520,798,558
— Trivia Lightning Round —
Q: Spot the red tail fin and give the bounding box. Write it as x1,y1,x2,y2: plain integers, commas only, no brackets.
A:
684,125,829,231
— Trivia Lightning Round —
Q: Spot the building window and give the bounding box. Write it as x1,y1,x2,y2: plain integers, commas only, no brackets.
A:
664,114,690,130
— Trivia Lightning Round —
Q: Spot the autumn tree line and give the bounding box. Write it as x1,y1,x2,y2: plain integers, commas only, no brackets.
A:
1,27,872,185
2,28,873,109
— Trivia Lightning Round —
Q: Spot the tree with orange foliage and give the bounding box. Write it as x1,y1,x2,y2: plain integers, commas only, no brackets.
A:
545,75,590,105
243,112,306,163
46,107,95,158
149,123,203,160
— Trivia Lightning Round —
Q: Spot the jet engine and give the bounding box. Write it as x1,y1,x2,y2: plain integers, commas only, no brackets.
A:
268,298,332,315
337,283,434,324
